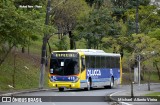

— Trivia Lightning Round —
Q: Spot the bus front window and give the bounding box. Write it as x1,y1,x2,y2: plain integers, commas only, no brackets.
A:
50,58,79,75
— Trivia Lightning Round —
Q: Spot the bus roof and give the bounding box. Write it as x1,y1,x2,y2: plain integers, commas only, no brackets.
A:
52,49,120,57
67,49,121,57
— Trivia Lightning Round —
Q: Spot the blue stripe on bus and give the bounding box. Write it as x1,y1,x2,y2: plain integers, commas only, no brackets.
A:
51,68,120,82
86,68,120,79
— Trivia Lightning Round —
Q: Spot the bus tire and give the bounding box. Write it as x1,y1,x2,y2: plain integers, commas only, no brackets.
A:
85,78,91,91
58,87,64,91
109,77,114,89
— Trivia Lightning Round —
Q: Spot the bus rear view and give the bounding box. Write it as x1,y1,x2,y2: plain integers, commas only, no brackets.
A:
48,52,80,91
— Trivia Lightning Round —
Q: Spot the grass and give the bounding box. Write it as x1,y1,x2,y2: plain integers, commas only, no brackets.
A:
0,35,63,92
145,92,160,96
121,72,160,85
0,52,47,91
0,35,69,92
0,35,49,92
145,92,160,101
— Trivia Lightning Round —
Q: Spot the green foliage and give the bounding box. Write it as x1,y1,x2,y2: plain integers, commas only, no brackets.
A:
54,36,69,50
148,28,160,40
0,0,55,65
117,34,160,55
75,6,120,49
85,0,105,8
124,5,160,35
0,0,47,46
50,0,89,49
51,0,88,34
139,5,160,33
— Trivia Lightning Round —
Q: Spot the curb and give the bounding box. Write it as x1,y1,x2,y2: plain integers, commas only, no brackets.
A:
0,88,56,96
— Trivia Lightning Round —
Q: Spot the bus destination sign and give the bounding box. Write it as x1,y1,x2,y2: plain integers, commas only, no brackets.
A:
54,53,78,58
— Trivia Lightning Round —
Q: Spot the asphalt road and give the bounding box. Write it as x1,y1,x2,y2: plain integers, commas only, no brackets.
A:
0,86,124,105
2,84,159,105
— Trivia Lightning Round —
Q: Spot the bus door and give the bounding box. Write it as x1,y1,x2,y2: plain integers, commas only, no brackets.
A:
80,55,86,80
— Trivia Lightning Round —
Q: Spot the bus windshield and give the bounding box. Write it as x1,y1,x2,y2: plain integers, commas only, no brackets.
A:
50,52,79,75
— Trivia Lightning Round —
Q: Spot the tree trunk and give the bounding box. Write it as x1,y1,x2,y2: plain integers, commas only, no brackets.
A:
74,41,76,49
155,64,160,80
87,40,91,49
148,71,151,91
28,37,30,54
69,31,74,49
140,74,144,81
22,47,25,53
129,62,134,97
28,45,30,55
0,45,14,66
13,48,17,88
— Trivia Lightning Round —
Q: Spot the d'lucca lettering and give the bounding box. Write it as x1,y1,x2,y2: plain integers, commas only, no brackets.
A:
87,69,101,77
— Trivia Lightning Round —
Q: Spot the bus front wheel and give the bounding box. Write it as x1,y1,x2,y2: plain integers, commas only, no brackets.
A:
85,78,91,91
58,87,64,91
109,77,114,89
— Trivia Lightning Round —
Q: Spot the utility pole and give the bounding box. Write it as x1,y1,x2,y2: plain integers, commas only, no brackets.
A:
135,0,139,34
39,0,51,89
138,55,141,86
130,0,139,96
135,0,141,88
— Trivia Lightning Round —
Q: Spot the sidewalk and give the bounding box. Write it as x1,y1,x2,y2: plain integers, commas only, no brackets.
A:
109,83,160,105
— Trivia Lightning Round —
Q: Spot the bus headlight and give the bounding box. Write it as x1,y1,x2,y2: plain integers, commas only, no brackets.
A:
50,76,56,82
72,77,79,83
50,77,54,82
72,84,75,87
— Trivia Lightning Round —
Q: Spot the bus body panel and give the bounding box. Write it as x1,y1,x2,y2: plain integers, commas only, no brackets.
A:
48,49,122,90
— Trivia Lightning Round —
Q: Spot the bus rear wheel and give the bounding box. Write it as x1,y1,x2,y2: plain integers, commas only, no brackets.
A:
58,87,64,91
104,77,114,89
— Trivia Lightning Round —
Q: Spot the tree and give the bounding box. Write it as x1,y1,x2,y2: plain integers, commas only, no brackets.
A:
111,0,150,22
116,34,160,90
124,5,160,36
148,28,160,80
50,0,89,49
13,0,47,53
75,6,121,49
148,28,160,40
85,0,106,8
0,0,49,66
139,5,160,34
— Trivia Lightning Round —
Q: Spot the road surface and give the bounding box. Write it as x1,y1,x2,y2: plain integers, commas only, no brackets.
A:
0,86,123,105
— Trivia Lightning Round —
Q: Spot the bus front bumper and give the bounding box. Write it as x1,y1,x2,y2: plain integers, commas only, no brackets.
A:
48,80,80,89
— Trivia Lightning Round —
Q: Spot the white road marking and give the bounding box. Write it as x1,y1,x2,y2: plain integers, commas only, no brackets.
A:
110,90,133,105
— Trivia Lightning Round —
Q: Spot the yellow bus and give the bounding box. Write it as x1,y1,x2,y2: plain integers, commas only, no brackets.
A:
48,49,122,91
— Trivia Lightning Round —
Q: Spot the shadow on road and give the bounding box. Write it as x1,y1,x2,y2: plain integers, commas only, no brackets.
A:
52,87,117,92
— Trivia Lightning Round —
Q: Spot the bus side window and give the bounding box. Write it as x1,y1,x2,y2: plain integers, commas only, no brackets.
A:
85,56,90,68
106,57,110,68
81,56,86,71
